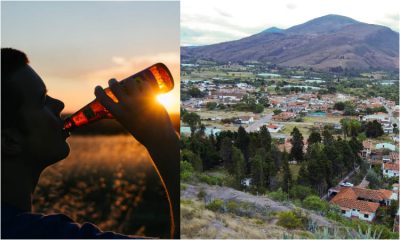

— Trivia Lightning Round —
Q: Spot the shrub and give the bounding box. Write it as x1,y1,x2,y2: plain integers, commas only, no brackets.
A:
289,185,316,201
198,174,224,186
302,195,329,213
277,211,302,229
206,199,224,212
268,188,288,202
181,161,194,182
197,188,206,200
226,200,239,213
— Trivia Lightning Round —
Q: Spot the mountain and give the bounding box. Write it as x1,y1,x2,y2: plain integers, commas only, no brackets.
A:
181,15,399,70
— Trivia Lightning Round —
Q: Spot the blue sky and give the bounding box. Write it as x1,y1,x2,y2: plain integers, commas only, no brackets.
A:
2,1,180,113
181,0,400,46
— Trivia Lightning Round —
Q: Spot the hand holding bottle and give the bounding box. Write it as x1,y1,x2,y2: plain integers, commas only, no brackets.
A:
94,78,177,150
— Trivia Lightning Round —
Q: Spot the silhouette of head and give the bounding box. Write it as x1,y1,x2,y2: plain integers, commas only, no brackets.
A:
1,48,70,170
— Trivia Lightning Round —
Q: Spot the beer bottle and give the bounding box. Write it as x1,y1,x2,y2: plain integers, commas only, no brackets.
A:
64,63,174,131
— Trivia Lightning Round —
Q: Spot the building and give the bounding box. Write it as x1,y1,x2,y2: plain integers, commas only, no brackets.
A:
376,143,396,151
238,116,254,124
272,111,296,121
382,163,399,178
361,140,372,158
330,187,393,222
390,152,399,162
265,123,283,133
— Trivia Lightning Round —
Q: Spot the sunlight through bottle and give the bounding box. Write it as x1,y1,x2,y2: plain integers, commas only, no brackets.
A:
63,63,174,131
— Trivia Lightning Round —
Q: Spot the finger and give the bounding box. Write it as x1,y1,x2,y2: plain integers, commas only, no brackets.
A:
94,86,120,114
108,78,128,102
125,76,143,96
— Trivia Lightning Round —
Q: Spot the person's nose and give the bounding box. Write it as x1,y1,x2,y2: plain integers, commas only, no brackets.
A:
48,96,65,114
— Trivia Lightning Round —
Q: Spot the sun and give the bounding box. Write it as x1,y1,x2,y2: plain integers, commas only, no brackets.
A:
157,93,175,112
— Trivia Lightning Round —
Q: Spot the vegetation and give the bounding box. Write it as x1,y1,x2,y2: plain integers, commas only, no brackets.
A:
33,136,171,238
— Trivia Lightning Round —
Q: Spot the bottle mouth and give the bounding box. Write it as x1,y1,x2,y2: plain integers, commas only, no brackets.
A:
63,116,74,131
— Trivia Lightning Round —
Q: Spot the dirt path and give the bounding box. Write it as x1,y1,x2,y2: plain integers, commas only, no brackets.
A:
182,183,336,227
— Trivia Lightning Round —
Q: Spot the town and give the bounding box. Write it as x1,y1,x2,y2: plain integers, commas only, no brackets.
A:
180,61,399,238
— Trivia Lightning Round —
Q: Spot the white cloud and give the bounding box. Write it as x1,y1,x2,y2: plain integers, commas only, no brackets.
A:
182,0,400,46
84,52,180,85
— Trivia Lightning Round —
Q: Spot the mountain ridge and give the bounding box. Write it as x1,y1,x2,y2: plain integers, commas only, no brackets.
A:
181,14,399,70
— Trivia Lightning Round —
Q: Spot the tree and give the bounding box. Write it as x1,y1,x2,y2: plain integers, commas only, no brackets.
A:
322,128,334,146
220,137,233,172
366,169,383,189
273,109,282,115
308,131,321,145
334,101,345,111
290,127,304,162
236,126,250,173
282,150,292,193
206,102,217,110
183,112,201,136
232,147,246,184
250,152,265,189
305,144,328,195
181,149,203,171
259,125,272,153
364,120,384,138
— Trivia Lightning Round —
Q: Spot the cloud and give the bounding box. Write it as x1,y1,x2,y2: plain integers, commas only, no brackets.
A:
84,52,180,85
286,3,297,10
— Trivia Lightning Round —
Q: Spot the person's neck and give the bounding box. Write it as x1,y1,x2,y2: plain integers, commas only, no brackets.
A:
2,159,42,212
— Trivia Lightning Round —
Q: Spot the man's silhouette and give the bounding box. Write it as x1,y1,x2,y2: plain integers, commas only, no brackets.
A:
1,48,179,238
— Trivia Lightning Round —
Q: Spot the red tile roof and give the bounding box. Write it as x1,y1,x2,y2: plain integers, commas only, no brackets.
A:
390,152,399,161
330,187,392,213
333,198,379,213
384,163,399,171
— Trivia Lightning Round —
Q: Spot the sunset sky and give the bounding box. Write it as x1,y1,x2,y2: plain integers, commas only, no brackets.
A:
182,0,399,46
2,1,180,114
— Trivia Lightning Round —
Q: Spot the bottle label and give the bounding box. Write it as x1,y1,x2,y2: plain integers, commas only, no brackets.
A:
83,107,96,119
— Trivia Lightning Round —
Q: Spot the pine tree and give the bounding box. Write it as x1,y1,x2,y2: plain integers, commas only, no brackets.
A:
282,150,292,193
250,152,265,189
236,126,250,172
259,125,272,153
290,127,304,162
308,131,322,145
220,137,233,173
232,146,246,186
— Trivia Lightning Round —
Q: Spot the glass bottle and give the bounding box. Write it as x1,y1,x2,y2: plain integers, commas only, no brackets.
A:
64,63,174,131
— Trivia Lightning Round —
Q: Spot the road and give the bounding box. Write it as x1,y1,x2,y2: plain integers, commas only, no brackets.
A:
246,113,272,132
321,166,360,200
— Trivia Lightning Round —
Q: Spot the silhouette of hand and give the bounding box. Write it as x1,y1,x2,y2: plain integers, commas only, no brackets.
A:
94,78,177,150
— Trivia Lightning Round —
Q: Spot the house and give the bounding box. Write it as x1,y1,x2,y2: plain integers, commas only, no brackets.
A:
265,123,283,133
238,116,254,124
361,140,372,158
390,152,399,162
330,187,393,222
376,143,396,151
382,155,391,163
382,163,399,178
272,111,296,121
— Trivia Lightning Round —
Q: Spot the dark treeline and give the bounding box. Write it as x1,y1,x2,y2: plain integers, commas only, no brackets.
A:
181,123,363,196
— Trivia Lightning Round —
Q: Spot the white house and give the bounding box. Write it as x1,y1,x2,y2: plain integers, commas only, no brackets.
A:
383,163,399,178
330,187,392,222
376,143,396,151
238,116,254,124
265,123,283,133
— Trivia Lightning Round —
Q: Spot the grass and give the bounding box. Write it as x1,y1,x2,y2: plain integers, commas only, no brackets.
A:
180,198,309,239
289,164,301,180
303,116,342,123
279,122,313,138
32,135,171,238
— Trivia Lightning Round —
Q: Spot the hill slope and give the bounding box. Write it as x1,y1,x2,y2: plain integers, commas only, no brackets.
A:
181,15,399,70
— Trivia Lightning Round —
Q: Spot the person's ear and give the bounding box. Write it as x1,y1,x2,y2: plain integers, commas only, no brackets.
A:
1,128,24,157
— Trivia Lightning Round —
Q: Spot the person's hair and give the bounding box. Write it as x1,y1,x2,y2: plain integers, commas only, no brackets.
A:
1,48,30,129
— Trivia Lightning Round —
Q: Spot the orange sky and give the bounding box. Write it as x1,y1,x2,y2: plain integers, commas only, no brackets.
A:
2,1,180,114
